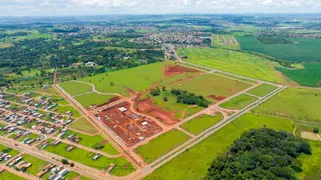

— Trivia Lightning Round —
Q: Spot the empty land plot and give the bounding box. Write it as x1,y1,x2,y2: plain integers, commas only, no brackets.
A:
56,105,80,117
177,48,285,83
253,87,321,121
21,154,49,176
167,73,252,103
212,35,239,49
69,117,99,134
0,144,19,158
80,62,164,96
43,140,134,176
60,130,119,155
180,114,223,135
247,84,278,97
144,113,293,180
0,171,26,180
59,81,92,96
74,92,115,108
220,94,258,110
135,129,191,163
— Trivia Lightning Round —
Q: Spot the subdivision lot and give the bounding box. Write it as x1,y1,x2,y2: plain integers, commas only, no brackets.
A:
0,144,19,159
247,83,278,97
180,114,223,135
21,154,49,176
253,87,321,121
74,92,116,109
177,47,285,83
220,94,258,110
69,117,99,134
212,34,239,49
59,81,92,96
144,113,294,180
0,170,26,180
135,129,190,164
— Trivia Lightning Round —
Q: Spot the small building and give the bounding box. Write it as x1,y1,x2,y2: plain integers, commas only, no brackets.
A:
85,62,97,67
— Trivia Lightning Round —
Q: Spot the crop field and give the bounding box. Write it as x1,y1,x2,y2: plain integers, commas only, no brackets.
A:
253,87,321,121
220,94,258,110
212,34,239,49
277,63,321,87
80,62,164,96
59,81,92,96
74,92,115,108
0,171,26,180
238,36,321,62
167,73,252,102
247,84,278,97
21,154,49,176
135,129,191,163
180,114,223,135
177,48,285,83
69,117,99,134
60,130,119,155
144,113,293,180
43,140,134,176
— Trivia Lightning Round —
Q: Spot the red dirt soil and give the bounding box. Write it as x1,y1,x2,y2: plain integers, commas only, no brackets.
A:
164,65,199,77
208,95,226,101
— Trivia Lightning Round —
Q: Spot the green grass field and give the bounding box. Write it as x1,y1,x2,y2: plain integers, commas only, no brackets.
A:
59,81,92,96
69,117,99,134
220,94,258,110
247,84,278,97
0,171,26,180
0,144,19,159
144,113,294,180
80,62,164,96
183,106,205,119
56,105,80,117
22,154,49,176
135,129,191,163
60,130,119,155
177,47,285,83
277,63,321,87
75,92,115,108
180,114,223,135
253,87,321,121
212,34,239,49
167,73,251,102
43,140,134,176
238,36,321,62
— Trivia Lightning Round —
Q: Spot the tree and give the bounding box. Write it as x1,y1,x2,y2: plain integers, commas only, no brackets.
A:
61,159,69,165
313,128,319,133
163,97,168,102
110,82,115,86
150,87,160,96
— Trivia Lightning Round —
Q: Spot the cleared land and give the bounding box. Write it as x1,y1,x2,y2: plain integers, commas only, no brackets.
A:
74,92,115,108
220,94,258,110
253,87,321,121
238,36,321,62
80,62,164,96
177,47,285,83
180,114,223,135
247,84,278,97
59,81,92,96
21,154,49,176
144,113,294,180
135,129,190,163
212,34,239,49
69,117,99,134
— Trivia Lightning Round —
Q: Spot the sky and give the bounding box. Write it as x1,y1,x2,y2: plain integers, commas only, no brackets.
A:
0,0,321,16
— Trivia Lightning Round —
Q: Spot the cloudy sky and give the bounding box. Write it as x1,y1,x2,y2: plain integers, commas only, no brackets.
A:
0,0,321,16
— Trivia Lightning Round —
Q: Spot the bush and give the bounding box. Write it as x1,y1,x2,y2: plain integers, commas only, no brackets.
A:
313,128,319,133
150,87,160,96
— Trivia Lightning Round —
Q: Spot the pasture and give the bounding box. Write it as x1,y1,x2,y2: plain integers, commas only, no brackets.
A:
177,47,285,83
220,94,257,110
253,87,321,121
80,62,164,96
144,113,293,180
247,84,278,97
180,114,223,135
238,36,321,62
59,81,92,96
135,129,190,163
69,117,99,134
74,92,115,108
22,154,49,176
212,34,239,49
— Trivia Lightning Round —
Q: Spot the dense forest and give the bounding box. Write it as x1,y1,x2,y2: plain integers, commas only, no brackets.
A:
205,128,311,180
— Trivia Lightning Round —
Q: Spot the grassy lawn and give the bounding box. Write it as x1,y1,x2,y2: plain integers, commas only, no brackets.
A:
253,87,321,121
135,129,191,163
220,94,257,110
247,84,278,97
22,154,49,176
167,73,251,102
80,62,164,96
60,130,119,155
0,171,26,180
43,140,134,176
177,47,285,83
69,117,99,134
59,81,92,96
144,113,294,180
180,114,223,135
183,106,205,119
56,105,80,117
0,144,19,159
75,92,115,108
